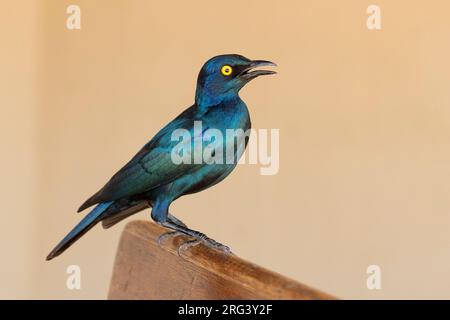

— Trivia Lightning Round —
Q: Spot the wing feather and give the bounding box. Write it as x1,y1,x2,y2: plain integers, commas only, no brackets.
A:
78,106,203,211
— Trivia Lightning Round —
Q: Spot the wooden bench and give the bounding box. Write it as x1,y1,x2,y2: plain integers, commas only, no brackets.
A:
108,220,335,299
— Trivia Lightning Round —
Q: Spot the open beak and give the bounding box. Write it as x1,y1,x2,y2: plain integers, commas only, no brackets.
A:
239,60,277,81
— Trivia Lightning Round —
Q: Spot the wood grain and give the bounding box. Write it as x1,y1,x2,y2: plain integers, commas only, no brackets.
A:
108,220,336,300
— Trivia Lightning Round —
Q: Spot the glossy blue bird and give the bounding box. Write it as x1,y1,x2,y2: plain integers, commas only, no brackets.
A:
46,54,276,260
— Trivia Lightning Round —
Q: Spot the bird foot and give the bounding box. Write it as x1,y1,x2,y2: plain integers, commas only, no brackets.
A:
157,231,183,247
177,236,232,256
202,237,232,254
177,239,201,255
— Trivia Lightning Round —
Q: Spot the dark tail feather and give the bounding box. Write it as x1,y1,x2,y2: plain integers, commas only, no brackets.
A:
101,202,149,229
77,189,103,212
46,201,113,260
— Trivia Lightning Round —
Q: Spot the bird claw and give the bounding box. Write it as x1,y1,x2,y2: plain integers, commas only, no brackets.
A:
202,237,232,254
177,239,201,255
157,231,183,247
177,236,232,255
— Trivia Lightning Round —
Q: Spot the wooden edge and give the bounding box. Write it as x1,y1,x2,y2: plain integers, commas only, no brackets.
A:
109,220,337,300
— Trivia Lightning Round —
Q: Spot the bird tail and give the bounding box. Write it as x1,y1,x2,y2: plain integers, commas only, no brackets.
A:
101,201,149,229
46,201,113,261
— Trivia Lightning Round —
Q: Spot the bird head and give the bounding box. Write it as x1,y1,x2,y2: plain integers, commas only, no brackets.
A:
195,54,276,107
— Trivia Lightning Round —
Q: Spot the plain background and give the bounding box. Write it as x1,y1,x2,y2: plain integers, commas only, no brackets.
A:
2,0,450,299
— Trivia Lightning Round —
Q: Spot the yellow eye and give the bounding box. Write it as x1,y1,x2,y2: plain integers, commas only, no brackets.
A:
221,65,233,76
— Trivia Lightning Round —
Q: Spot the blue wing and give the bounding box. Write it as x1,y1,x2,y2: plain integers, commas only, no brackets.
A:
78,106,205,211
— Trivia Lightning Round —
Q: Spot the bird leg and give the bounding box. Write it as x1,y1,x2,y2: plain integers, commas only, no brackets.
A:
167,213,187,227
159,220,231,254
156,213,186,246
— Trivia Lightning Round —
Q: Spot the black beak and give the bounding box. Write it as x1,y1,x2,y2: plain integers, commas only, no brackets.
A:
239,60,277,80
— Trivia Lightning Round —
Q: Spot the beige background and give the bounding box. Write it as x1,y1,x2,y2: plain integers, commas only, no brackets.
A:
2,0,450,299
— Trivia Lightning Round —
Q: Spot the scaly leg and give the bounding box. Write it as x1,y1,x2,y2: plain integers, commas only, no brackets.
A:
159,220,231,254
167,213,187,227
156,213,186,246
